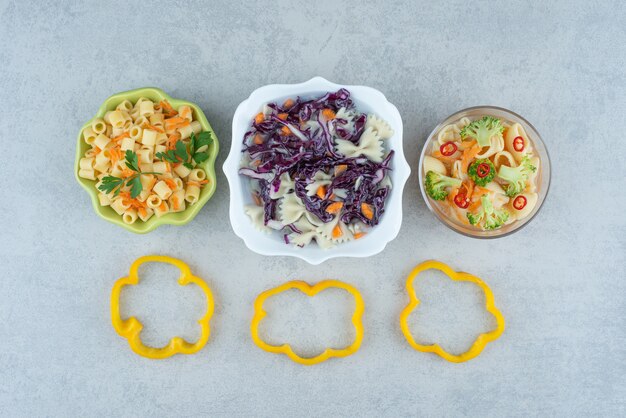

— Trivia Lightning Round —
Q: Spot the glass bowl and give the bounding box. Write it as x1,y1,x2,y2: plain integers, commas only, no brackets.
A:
418,106,551,238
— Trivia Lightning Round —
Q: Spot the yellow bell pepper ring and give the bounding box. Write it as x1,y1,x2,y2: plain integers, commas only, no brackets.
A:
111,255,215,359
250,280,365,366
399,260,505,363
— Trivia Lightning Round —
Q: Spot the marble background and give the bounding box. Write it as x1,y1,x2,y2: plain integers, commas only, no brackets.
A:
0,0,624,416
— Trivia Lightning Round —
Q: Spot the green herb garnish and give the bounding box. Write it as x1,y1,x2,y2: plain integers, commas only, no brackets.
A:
156,131,212,170
97,150,160,198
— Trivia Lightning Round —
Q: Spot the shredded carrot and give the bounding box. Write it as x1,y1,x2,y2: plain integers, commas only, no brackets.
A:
253,134,264,145
280,125,291,136
172,195,180,211
321,109,336,120
159,100,177,117
159,202,167,211
255,113,265,124
329,193,336,200
93,146,102,155
353,232,366,240
325,202,343,214
164,178,177,190
167,132,181,149
121,168,135,178
164,117,190,130
361,203,374,220
142,123,164,133
316,185,327,199
461,144,482,174
252,193,262,206
277,113,288,121
187,180,208,188
109,147,123,165
334,164,348,176
332,224,343,238
138,207,147,217
112,132,130,142
468,199,483,212
283,98,295,109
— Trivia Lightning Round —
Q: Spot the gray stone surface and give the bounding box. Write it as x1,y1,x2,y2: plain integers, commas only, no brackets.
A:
1,0,625,416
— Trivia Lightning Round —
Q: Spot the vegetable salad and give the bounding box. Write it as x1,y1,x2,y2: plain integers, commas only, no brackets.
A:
239,89,395,248
423,115,541,230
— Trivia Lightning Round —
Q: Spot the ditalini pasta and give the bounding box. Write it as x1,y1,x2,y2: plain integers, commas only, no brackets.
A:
239,89,395,249
78,98,213,224
422,115,541,231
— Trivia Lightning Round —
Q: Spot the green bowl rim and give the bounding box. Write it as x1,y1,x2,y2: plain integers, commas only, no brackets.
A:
74,87,220,234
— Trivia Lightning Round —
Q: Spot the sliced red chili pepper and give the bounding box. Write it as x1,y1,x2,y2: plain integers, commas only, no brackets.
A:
513,195,527,210
453,191,470,209
439,141,457,157
513,136,525,152
476,163,491,178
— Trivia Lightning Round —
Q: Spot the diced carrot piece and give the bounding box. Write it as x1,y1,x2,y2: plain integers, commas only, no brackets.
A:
332,224,343,238
172,195,180,211
280,126,291,136
283,98,295,109
325,202,343,214
334,164,348,176
361,203,374,220
353,232,366,239
316,185,327,199
253,134,264,145
321,109,336,120
277,113,288,120
255,113,265,124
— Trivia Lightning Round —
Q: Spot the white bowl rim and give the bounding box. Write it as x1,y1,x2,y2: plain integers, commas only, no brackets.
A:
223,76,411,264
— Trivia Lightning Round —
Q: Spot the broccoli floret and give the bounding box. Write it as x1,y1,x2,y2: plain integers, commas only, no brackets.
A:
466,195,510,230
459,116,504,147
425,170,462,200
497,155,537,197
468,158,496,186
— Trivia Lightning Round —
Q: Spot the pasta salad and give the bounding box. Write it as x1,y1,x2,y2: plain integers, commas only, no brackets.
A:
78,98,212,224
239,89,395,249
423,115,541,230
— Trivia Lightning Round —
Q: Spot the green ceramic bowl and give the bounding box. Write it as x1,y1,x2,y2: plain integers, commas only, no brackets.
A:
74,87,219,233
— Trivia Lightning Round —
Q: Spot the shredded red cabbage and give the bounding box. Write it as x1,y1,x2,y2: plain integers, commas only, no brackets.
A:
239,89,394,245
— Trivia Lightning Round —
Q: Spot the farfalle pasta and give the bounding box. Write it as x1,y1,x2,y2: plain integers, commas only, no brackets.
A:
78,98,212,224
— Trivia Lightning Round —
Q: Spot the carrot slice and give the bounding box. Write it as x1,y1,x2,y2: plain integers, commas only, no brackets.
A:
316,185,327,199
280,125,291,136
255,113,265,124
332,224,343,238
361,203,374,220
277,113,288,121
326,202,343,214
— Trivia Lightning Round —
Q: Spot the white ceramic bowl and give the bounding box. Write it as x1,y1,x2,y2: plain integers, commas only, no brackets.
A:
224,77,410,264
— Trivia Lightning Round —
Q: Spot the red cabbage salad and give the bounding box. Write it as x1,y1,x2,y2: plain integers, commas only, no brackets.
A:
239,89,395,248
